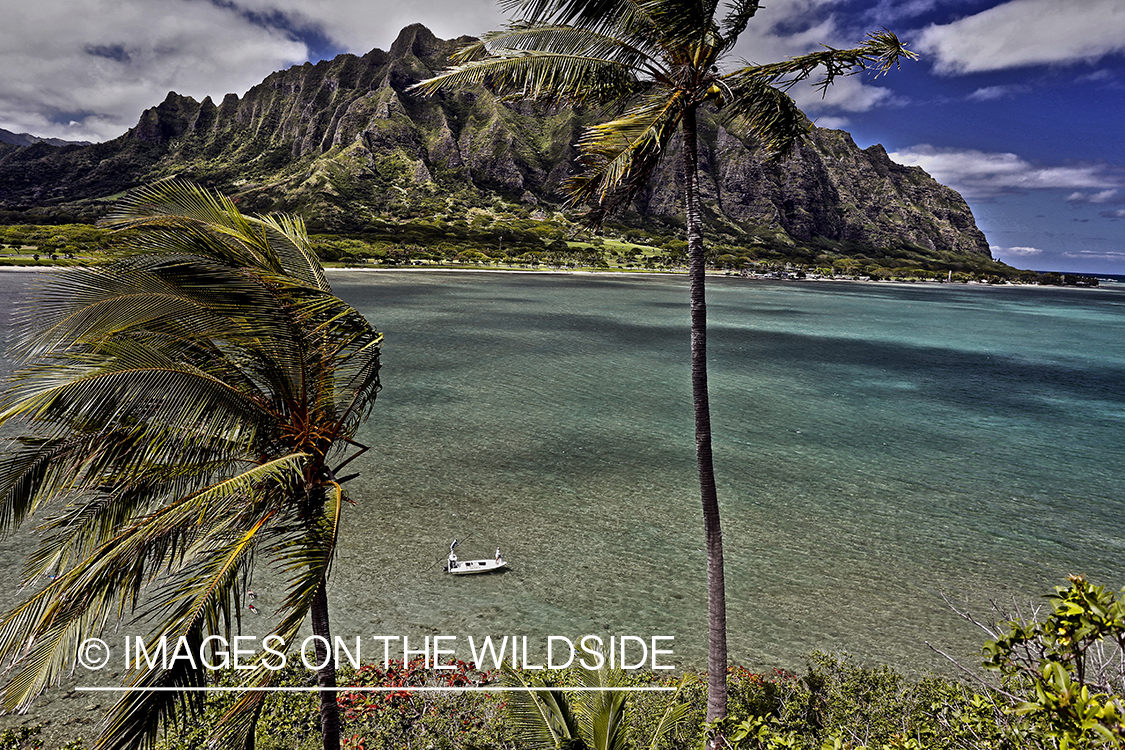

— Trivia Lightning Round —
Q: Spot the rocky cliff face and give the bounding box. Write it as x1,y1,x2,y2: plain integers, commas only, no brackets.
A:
0,24,990,258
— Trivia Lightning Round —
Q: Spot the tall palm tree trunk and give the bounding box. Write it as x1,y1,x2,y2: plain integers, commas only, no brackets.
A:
682,106,728,724
311,581,342,750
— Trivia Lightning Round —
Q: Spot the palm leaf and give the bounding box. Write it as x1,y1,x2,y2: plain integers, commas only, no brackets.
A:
0,180,382,749
732,30,916,93
720,0,761,45
502,665,585,749
502,0,656,39
718,75,810,157
412,49,637,106
568,89,684,223
644,675,692,750
95,634,212,750
465,24,660,71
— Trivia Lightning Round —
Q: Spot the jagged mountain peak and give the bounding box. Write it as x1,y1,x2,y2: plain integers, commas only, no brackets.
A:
0,25,989,261
389,23,442,59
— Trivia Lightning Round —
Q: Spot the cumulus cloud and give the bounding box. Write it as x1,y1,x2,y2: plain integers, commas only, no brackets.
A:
0,0,506,142
0,0,318,142
789,75,897,114
887,145,1123,198
917,0,1125,74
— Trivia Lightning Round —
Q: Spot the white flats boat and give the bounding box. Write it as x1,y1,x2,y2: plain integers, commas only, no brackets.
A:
444,540,506,574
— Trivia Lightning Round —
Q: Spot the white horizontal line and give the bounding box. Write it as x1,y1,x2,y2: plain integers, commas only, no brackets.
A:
76,686,676,693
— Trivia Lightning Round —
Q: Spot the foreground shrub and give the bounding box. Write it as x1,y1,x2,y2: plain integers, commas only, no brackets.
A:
142,577,1125,750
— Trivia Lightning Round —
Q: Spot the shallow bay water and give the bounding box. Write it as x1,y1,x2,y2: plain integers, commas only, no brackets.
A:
322,271,1125,673
2,269,1124,737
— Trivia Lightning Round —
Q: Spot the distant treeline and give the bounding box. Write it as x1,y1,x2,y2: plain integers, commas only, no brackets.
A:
0,220,1100,286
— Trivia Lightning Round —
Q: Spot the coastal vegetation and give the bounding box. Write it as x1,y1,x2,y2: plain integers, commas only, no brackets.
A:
0,221,1095,286
3,575,1120,749
0,181,382,750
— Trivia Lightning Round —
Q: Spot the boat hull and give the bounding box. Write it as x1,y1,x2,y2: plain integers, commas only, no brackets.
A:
447,558,506,575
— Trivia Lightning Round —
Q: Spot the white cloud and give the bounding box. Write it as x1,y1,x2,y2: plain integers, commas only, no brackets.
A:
0,0,315,142
1064,249,1125,261
991,245,1043,257
860,0,941,25
790,75,896,114
229,0,504,57
812,116,851,129
966,84,1029,101
0,0,506,142
1077,69,1116,83
888,145,1122,198
917,0,1125,74
729,0,842,65
1067,189,1124,204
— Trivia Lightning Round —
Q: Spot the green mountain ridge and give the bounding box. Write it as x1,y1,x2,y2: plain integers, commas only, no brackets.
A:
0,24,991,266
0,127,90,148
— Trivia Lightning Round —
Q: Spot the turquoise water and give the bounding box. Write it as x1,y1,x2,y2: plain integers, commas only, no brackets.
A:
2,270,1124,682
322,271,1125,674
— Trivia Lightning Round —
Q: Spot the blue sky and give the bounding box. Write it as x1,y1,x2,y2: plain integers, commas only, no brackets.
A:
2,0,1123,273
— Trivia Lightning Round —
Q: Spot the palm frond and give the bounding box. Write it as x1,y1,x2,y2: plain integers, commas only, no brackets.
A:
412,49,639,107
638,0,723,57
576,665,628,750
250,213,329,291
268,482,344,639
644,675,693,750
720,0,761,48
501,0,656,38
0,180,382,749
567,89,685,224
95,635,211,750
718,75,810,157
502,665,584,749
465,23,661,73
101,180,287,276
0,363,273,468
207,664,279,750
733,30,916,94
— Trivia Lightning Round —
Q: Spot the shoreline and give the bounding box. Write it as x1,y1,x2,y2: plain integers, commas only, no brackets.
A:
2,262,1117,292
319,264,1119,291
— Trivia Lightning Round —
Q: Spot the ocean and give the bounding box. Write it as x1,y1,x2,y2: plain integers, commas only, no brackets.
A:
2,269,1123,690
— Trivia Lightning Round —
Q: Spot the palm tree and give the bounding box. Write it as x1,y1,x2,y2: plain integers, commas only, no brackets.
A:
504,664,690,750
0,180,382,750
411,0,914,726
